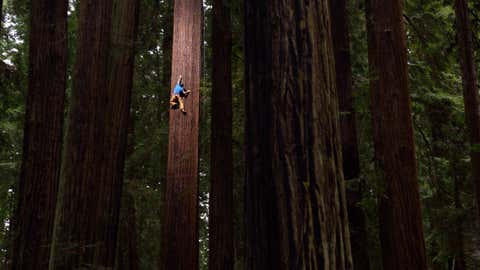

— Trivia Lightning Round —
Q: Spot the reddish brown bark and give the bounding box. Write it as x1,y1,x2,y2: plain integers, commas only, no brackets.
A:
50,0,138,267
245,0,352,269
365,0,427,269
209,0,233,269
11,0,67,268
455,0,480,220
162,0,202,269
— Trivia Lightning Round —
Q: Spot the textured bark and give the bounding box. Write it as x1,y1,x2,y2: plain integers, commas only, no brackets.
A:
49,0,139,268
455,0,480,220
115,188,139,270
365,0,428,269
329,1,369,269
162,0,202,269
245,0,353,269
209,0,233,269
11,0,67,268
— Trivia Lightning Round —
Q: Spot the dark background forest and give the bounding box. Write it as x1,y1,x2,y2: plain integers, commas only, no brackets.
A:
1,0,480,269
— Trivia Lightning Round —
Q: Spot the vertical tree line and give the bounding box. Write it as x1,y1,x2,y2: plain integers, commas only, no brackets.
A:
209,0,233,269
244,0,352,268
454,0,480,221
49,0,139,267
366,0,428,269
11,0,67,268
162,0,202,269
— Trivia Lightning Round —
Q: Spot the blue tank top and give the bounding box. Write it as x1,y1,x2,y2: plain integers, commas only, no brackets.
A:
173,84,184,95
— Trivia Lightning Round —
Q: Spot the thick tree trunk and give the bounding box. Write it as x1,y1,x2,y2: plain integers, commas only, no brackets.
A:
49,0,139,268
115,187,139,270
329,1,369,269
162,0,202,269
365,0,428,269
455,0,480,220
244,0,353,269
209,0,233,269
11,0,67,269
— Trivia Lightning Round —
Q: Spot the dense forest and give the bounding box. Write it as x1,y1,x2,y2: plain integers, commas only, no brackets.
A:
1,0,480,269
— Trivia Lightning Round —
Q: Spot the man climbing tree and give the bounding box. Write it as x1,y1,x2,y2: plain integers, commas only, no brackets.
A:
162,0,202,269
169,75,192,113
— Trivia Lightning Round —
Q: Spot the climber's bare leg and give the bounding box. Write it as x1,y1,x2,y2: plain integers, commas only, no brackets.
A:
179,97,186,113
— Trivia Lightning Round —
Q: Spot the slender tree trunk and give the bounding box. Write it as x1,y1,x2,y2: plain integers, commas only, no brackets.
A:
455,0,480,220
365,0,427,269
329,1,369,269
209,0,233,269
162,0,174,94
11,0,67,268
162,0,202,269
245,0,353,269
49,0,139,267
452,174,466,270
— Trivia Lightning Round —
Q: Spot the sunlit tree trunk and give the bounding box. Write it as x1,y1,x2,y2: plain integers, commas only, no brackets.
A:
454,0,480,220
245,0,353,268
365,0,427,269
209,0,233,269
162,0,202,269
11,0,67,268
49,0,139,267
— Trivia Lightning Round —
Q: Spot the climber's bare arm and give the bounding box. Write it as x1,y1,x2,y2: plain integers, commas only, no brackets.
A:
177,75,183,85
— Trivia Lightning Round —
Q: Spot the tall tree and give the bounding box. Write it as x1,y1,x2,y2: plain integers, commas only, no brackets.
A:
365,0,428,269
10,0,67,268
454,0,480,220
329,0,370,269
161,0,174,94
161,0,202,269
244,0,352,269
49,0,139,267
209,0,233,269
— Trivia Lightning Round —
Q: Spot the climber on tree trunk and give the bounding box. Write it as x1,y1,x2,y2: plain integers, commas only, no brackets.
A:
170,75,191,113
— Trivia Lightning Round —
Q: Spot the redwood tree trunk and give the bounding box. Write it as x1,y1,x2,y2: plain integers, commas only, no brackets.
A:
50,0,139,267
209,0,233,269
11,0,67,268
245,0,353,269
329,1,369,269
162,0,202,269
455,0,480,220
365,0,428,269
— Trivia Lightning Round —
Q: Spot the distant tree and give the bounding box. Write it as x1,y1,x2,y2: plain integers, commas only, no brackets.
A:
209,0,233,269
244,0,353,268
329,0,370,269
161,0,202,269
454,0,480,221
10,0,67,269
49,0,139,267
365,0,428,269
